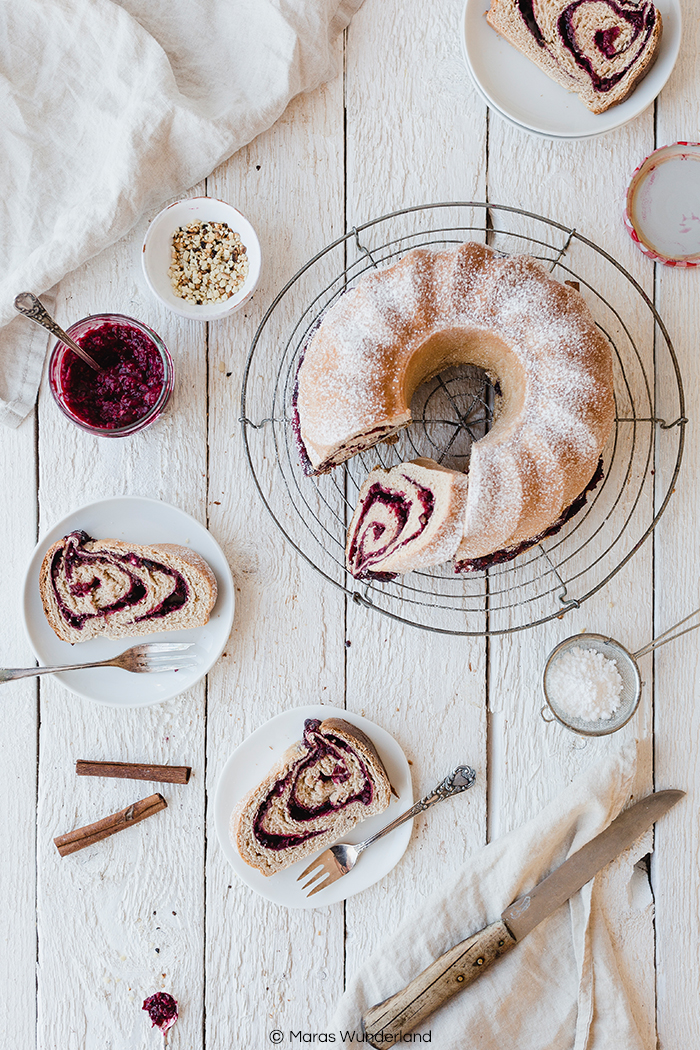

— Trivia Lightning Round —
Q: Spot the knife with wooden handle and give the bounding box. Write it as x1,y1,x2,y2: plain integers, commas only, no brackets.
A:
362,789,684,1043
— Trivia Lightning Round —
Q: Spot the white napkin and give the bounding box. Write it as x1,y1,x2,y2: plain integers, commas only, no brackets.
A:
0,0,362,426
332,747,653,1050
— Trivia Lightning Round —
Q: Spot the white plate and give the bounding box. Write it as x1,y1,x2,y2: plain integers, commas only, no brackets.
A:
22,497,235,707
214,706,414,909
461,0,681,140
141,196,262,320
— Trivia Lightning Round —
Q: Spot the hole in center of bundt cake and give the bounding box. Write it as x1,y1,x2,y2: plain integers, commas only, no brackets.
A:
406,363,497,471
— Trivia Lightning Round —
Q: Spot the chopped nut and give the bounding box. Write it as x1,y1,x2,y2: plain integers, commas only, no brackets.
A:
169,220,249,304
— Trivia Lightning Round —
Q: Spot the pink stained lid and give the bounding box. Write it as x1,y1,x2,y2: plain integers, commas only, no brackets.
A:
624,142,700,267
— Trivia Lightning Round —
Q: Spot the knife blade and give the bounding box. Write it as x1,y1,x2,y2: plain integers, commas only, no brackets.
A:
362,789,684,1043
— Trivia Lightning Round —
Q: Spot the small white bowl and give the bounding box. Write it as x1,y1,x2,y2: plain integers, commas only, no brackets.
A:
141,196,262,319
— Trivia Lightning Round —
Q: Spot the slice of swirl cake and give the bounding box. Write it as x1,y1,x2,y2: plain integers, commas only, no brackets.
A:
40,531,218,643
486,0,662,114
346,458,470,580
230,718,392,876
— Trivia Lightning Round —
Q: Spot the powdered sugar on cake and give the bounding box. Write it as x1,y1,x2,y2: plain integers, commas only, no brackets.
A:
295,242,615,576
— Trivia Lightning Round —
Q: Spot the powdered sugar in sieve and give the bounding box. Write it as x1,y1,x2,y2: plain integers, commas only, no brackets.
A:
543,606,700,736
543,634,641,736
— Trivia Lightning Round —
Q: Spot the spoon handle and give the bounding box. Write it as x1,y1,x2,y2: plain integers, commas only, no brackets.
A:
14,292,102,372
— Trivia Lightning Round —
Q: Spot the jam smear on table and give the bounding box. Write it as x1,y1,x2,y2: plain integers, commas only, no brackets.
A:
60,322,164,429
142,992,178,1034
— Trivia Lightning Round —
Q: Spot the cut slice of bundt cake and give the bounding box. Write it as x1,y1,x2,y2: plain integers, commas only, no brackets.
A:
486,0,662,114
346,458,470,580
40,530,217,643
230,718,392,876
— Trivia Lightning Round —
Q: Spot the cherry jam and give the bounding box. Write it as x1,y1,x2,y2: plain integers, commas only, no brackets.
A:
49,315,173,435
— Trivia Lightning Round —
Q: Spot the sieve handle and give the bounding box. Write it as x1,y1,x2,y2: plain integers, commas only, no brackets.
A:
633,607,700,660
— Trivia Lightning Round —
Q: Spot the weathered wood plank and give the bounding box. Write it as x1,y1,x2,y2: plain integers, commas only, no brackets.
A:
0,411,38,1048
343,0,489,981
653,1,700,1043
34,184,209,1049
204,61,347,1048
487,107,659,1045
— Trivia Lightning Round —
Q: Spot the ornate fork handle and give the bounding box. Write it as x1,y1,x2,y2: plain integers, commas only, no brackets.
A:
356,765,476,855
412,764,477,811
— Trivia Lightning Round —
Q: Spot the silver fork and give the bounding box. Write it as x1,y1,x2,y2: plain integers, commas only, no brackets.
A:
0,642,197,683
297,765,476,896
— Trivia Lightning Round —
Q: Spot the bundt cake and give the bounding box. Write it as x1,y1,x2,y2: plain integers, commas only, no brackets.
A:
40,530,218,642
486,0,662,115
230,717,391,876
294,242,615,576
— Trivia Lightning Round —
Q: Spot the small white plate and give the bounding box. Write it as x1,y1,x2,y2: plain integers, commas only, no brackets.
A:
461,0,681,140
214,705,414,909
22,497,235,707
141,196,262,320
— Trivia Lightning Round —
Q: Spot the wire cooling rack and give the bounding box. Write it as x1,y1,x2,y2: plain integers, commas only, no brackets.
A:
240,203,686,636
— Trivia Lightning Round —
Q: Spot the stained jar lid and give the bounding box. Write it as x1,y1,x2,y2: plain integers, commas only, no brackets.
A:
624,142,700,266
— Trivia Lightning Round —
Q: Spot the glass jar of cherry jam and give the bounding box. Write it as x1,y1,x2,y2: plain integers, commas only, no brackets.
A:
48,314,174,436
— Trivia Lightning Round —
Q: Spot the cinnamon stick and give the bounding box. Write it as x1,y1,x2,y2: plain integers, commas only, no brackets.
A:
76,759,191,785
54,793,167,857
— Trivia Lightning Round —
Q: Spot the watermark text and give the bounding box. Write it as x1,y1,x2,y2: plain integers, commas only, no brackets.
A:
268,1031,432,1044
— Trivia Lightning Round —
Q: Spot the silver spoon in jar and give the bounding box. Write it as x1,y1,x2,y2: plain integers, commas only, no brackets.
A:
14,291,102,371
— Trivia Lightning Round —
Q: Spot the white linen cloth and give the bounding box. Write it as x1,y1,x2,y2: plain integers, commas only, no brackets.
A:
0,0,362,427
332,747,655,1050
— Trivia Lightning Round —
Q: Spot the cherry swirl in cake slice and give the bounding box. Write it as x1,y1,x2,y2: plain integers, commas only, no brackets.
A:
40,530,217,642
346,459,470,581
488,0,662,113
253,719,377,851
557,0,659,94
230,717,392,876
48,531,187,631
347,480,432,581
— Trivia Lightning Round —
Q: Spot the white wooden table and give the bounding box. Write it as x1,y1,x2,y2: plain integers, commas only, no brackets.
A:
2,2,699,1047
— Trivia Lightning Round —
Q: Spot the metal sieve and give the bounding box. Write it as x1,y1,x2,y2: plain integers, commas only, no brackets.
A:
542,607,700,736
